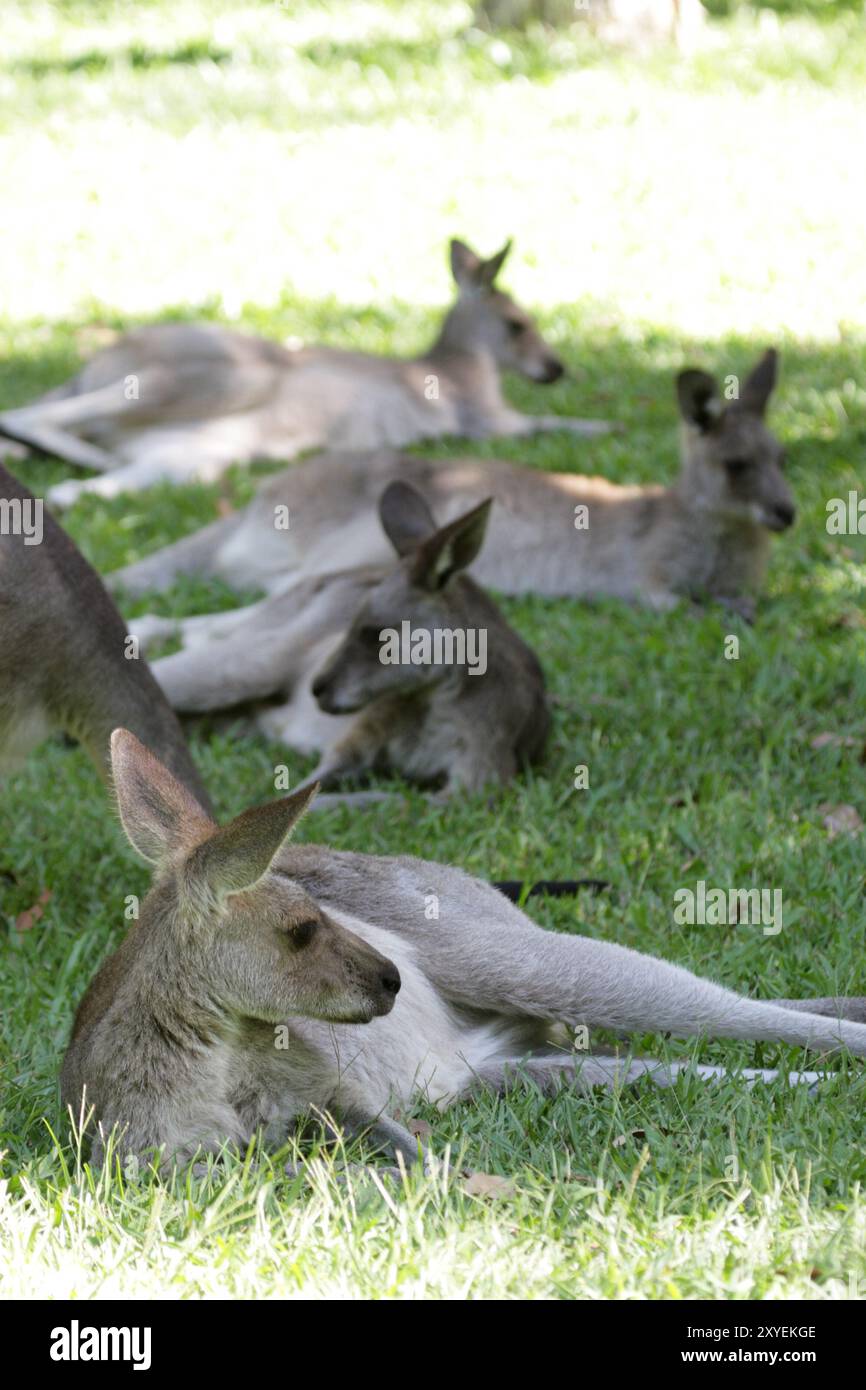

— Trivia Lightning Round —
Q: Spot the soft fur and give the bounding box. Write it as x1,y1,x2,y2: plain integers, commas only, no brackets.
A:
112,351,794,621
62,731,866,1170
0,238,612,508
129,484,549,796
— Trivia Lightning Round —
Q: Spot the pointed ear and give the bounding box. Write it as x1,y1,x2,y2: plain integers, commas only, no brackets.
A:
410,498,493,591
379,481,437,557
450,238,483,288
111,728,214,865
734,348,778,418
478,239,512,288
676,368,724,432
188,784,318,900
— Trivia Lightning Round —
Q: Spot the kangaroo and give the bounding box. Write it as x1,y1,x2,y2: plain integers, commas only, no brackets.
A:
62,729,866,1169
0,464,211,806
130,484,549,797
0,239,614,510
111,350,794,622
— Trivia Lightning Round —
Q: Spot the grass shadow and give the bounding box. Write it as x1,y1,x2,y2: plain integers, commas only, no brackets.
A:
9,39,232,79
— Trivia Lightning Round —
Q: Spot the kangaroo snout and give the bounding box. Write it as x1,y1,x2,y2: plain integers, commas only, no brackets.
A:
539,355,565,384
356,946,401,1019
766,500,796,531
310,671,331,703
311,670,355,715
379,962,402,999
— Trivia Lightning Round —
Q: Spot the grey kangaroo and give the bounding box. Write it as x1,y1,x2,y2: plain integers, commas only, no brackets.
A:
112,351,794,621
0,239,613,510
62,730,866,1169
130,483,549,797
0,464,210,805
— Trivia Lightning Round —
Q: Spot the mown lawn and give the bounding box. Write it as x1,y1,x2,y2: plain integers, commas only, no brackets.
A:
1,0,866,1299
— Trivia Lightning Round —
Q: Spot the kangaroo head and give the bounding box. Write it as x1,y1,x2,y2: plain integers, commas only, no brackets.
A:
675,349,795,532
110,730,400,1025
439,237,565,383
311,482,492,714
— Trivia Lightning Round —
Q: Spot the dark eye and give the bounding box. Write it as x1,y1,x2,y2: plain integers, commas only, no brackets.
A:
506,319,524,338
291,919,318,948
725,458,752,475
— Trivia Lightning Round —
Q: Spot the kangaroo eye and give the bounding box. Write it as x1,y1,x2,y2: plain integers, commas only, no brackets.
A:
725,458,752,475
291,919,318,948
506,319,524,337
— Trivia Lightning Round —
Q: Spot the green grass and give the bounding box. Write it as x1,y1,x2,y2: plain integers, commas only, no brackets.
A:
2,0,866,1300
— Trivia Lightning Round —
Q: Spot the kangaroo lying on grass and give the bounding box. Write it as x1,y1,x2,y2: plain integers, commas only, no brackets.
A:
0,465,210,805
112,351,794,621
0,239,614,510
131,483,549,797
62,729,866,1170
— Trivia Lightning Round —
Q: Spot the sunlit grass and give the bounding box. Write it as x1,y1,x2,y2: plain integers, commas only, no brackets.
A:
0,2,865,334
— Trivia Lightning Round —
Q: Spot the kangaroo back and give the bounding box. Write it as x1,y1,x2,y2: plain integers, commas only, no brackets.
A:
0,465,211,806
195,352,791,608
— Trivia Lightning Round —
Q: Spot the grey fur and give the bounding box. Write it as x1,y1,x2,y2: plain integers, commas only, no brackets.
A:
62,732,866,1170
0,465,210,805
0,238,613,509
130,485,549,796
112,351,794,620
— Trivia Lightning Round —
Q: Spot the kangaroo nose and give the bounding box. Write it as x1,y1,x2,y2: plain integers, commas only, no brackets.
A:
542,357,564,383
381,965,401,997
774,502,796,529
311,673,329,699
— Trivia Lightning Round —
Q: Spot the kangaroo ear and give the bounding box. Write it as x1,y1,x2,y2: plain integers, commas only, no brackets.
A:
410,498,493,591
734,348,778,418
479,240,512,288
676,369,724,432
188,784,319,900
379,480,437,556
111,728,214,865
450,238,483,288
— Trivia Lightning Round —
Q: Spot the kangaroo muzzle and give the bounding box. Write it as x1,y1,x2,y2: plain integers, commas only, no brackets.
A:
356,952,401,1020
311,670,359,715
538,355,565,384
766,500,796,531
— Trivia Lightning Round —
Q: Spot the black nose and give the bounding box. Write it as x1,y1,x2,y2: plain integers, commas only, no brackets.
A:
774,502,796,529
542,358,564,383
381,966,401,997
311,674,328,699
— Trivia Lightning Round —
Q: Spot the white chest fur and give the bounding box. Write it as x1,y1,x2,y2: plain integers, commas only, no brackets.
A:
296,910,513,1112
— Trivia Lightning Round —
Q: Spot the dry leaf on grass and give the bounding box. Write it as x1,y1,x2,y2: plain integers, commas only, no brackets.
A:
462,1171,515,1199
818,803,863,839
810,732,860,750
15,888,52,933
613,1129,647,1149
